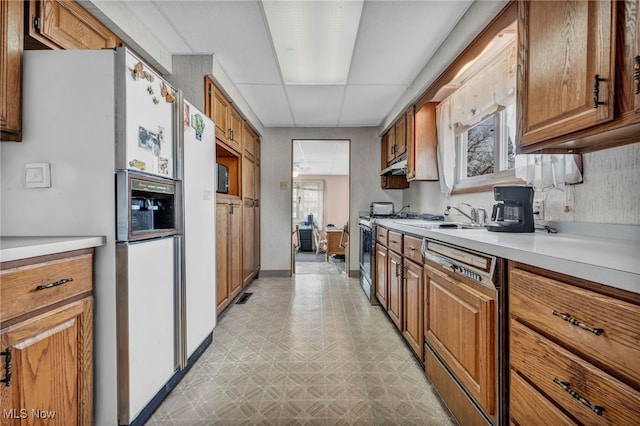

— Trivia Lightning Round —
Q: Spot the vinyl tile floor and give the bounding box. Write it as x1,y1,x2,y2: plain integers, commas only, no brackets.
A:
146,274,457,425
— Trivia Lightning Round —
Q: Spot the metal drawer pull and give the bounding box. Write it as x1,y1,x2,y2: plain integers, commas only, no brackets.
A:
634,56,640,95
552,310,604,335
35,277,74,291
1,348,11,387
553,378,604,416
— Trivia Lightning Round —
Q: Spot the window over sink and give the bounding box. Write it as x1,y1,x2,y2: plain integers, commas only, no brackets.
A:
456,104,516,181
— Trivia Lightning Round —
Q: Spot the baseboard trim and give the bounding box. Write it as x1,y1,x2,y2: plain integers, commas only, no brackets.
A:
260,270,291,277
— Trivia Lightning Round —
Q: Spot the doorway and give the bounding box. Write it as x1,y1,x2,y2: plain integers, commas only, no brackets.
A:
292,140,350,275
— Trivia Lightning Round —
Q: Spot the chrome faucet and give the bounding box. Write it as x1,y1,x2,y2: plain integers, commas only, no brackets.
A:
445,203,484,226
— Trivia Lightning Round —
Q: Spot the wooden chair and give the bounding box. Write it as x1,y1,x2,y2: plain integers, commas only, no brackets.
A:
313,226,327,257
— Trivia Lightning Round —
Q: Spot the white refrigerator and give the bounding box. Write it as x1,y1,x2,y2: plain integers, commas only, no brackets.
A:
180,100,216,362
0,49,217,426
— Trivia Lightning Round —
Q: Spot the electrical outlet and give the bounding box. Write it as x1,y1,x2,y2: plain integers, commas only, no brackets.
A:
533,199,544,220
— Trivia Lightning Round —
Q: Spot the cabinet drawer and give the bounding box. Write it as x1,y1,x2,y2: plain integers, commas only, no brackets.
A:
375,227,388,246
387,231,402,253
510,266,640,386
510,369,574,425
403,235,423,264
511,320,640,425
1,251,93,322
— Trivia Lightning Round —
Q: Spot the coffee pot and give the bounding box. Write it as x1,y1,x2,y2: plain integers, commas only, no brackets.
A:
487,184,535,233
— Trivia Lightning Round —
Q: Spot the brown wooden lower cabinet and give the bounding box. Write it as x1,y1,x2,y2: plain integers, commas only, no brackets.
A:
425,262,496,420
387,250,403,330
375,244,388,310
242,198,255,287
402,257,423,359
0,248,95,426
216,196,242,314
509,262,640,425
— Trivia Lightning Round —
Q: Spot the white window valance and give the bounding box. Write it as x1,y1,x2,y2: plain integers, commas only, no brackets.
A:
436,38,517,195
450,39,517,131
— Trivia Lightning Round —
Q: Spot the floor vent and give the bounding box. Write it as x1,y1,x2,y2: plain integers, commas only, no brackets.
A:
236,292,253,304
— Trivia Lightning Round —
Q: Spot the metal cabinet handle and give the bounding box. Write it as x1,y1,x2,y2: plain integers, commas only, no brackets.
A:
634,56,640,95
35,278,73,291
553,378,604,415
552,310,604,335
593,74,605,109
1,348,12,387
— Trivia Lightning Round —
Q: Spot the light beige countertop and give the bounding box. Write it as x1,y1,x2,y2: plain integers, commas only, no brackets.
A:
1,236,107,263
374,219,640,294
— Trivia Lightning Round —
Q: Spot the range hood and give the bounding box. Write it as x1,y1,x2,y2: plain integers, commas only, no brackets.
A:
380,159,407,176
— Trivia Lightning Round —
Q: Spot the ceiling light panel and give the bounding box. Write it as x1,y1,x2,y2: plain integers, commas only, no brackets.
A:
263,0,364,85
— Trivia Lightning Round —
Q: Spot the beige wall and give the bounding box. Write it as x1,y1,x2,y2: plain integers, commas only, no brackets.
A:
404,142,640,226
260,127,403,275
295,175,349,230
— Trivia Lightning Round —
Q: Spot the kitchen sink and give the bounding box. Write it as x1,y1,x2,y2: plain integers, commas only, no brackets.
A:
392,219,485,230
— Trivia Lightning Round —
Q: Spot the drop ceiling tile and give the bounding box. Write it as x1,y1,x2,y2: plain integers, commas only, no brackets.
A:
236,84,293,127
338,85,406,126
286,86,345,127
155,1,282,84
348,0,472,85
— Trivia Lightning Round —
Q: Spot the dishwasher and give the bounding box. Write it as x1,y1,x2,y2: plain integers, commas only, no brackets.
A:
421,238,507,426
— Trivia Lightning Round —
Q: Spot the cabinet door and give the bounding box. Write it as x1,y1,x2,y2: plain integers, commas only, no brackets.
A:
380,133,388,170
0,298,93,426
243,123,256,160
229,201,243,299
518,0,615,147
425,264,496,416
411,102,439,181
213,86,230,144
229,107,243,153
387,250,403,330
403,258,423,360
216,200,230,314
242,199,254,287
632,0,640,117
253,204,260,273
386,129,396,165
28,0,119,50
395,114,406,157
375,245,388,310
254,162,260,272
1,0,23,142
405,107,415,179
242,156,255,200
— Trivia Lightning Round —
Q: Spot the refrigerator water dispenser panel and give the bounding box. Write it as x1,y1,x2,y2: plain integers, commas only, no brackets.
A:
117,172,178,241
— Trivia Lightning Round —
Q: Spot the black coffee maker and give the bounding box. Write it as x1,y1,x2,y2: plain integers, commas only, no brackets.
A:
487,184,535,233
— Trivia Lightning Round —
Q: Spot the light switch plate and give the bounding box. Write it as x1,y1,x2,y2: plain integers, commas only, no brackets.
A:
25,163,51,188
280,181,289,190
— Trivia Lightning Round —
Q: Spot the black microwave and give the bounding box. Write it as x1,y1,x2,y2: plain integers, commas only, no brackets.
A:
216,163,229,194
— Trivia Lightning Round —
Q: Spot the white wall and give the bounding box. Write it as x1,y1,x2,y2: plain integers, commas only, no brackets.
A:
403,143,640,226
261,127,402,275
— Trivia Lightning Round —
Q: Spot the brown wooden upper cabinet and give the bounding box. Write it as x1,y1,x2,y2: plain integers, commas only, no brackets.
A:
385,115,407,165
1,0,23,141
385,126,396,164
26,0,120,50
408,103,439,181
517,0,640,153
205,77,243,154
